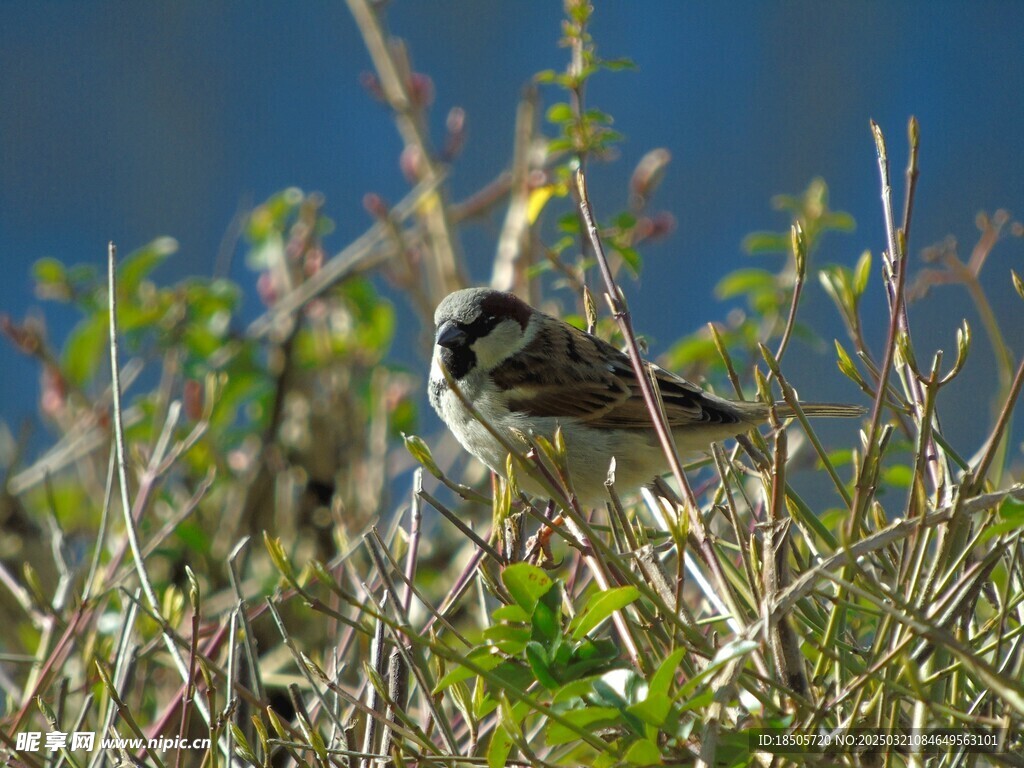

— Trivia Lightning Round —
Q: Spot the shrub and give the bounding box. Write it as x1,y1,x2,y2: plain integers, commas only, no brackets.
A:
2,2,1022,766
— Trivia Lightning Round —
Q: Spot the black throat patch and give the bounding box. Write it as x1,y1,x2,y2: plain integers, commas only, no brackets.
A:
439,344,476,380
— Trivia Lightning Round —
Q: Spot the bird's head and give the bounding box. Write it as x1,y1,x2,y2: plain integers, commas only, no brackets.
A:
432,288,534,380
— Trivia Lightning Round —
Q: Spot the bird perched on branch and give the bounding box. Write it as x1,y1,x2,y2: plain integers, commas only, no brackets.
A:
428,287,862,501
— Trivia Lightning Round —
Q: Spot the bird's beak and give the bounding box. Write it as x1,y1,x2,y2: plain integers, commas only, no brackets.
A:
435,320,467,349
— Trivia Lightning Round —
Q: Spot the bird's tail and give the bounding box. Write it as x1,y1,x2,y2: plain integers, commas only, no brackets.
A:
772,401,865,419
730,399,865,422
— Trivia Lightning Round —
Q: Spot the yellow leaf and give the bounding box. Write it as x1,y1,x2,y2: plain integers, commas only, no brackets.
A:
527,185,557,224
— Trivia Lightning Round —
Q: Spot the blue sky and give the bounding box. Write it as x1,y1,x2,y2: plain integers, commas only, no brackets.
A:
2,2,1022,466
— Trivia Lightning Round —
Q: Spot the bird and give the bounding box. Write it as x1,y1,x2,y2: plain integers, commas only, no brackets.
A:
428,287,863,502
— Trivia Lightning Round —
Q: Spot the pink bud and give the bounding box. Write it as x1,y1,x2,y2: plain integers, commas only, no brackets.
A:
257,271,278,306
359,72,386,102
408,72,434,107
399,145,424,182
363,193,390,220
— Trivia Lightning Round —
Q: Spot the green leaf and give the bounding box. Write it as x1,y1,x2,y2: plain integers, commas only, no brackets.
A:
402,433,441,477
185,278,240,320
502,563,554,614
448,680,474,729
173,520,211,554
492,604,530,623
525,642,559,689
615,246,642,277
546,102,575,124
491,660,537,693
628,649,683,724
834,340,855,375
118,237,177,295
560,639,620,681
677,639,759,701
548,136,575,153
825,449,854,467
627,691,671,728
980,498,1024,542
568,0,591,22
434,647,502,692
623,738,661,766
649,647,686,698
663,334,719,369
742,231,790,255
602,57,637,72
473,677,494,719
834,340,866,389
614,212,638,229
677,687,715,713
998,498,1024,525
33,257,66,286
62,315,108,386
545,706,621,746
587,679,646,737
771,193,800,213
570,586,639,640
263,532,296,585
1012,270,1024,301
819,267,853,318
821,210,856,232
853,250,872,297
552,677,602,704
557,212,582,234
882,464,914,489
487,724,513,768
714,268,776,300
66,262,98,283
482,624,531,655
229,723,258,763
595,129,624,147
531,587,562,643
590,677,628,708
551,637,572,668
183,325,223,359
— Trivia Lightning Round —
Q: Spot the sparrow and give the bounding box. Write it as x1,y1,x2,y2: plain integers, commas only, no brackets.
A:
428,287,863,502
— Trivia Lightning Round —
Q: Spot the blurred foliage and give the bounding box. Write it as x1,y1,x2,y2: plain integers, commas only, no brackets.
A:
1,1,1022,767
5,186,415,590
664,178,858,384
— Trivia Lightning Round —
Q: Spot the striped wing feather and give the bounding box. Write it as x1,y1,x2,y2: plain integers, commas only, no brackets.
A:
491,319,742,430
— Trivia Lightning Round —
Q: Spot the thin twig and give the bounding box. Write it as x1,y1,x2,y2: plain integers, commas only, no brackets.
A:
770,223,807,373
765,485,1023,620
573,166,751,642
106,242,218,738
226,537,265,703
970,355,1024,494
82,449,116,602
901,116,920,243
360,590,389,768
851,123,915,532
763,425,808,696
403,470,424,615
492,86,539,293
418,490,505,564
346,0,464,299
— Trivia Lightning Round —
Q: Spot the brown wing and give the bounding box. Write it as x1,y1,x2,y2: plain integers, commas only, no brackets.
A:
491,320,631,420
492,319,743,429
